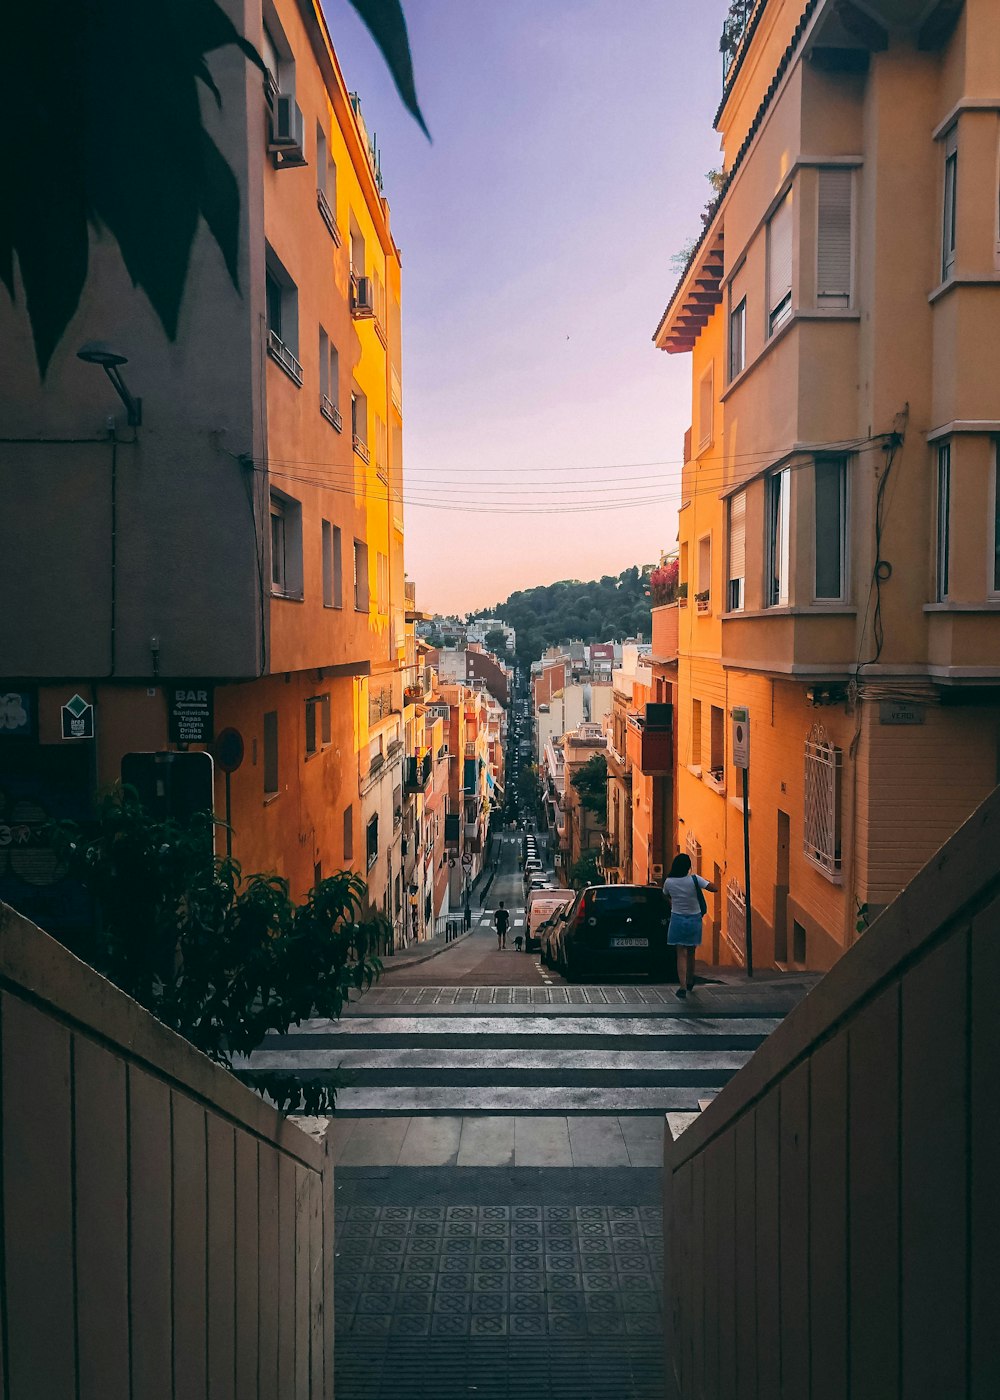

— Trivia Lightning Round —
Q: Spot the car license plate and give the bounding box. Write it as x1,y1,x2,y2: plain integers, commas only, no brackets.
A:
611,937,648,948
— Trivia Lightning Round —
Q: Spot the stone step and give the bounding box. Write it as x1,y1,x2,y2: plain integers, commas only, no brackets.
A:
259,1014,779,1052
244,1047,752,1089
330,1085,721,1116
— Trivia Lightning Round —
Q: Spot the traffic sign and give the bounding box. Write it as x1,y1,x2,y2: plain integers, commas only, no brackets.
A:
215,727,245,773
731,707,750,770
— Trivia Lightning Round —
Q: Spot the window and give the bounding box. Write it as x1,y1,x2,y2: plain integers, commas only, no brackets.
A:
262,24,280,99
354,539,370,611
318,328,340,427
942,126,958,280
263,711,279,797
698,365,714,450
349,219,365,280
728,490,746,610
709,706,725,781
376,551,389,615
691,699,702,769
305,694,331,756
270,497,286,593
315,124,339,241
366,814,379,869
936,442,951,601
729,297,746,379
817,168,852,307
265,245,301,384
804,723,842,879
322,520,342,608
269,491,302,597
767,191,793,334
766,468,791,606
697,535,711,611
814,458,847,600
351,385,369,460
343,804,354,862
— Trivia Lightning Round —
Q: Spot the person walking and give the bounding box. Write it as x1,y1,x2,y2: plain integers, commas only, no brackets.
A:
662,854,717,999
494,901,510,950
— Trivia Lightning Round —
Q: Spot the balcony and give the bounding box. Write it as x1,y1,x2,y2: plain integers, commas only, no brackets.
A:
695,590,711,615
721,609,858,678
316,187,342,245
320,394,342,432
650,603,679,662
352,434,370,463
404,753,432,793
266,330,303,386
626,708,672,776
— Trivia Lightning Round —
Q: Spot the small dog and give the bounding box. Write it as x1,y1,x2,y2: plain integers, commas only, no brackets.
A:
513,935,524,952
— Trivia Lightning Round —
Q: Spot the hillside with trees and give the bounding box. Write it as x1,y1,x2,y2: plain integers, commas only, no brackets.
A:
473,566,656,665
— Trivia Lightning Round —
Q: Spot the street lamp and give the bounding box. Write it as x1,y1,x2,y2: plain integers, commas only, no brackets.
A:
76,342,142,427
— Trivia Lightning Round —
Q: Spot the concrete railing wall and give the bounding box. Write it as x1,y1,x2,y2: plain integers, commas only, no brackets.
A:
0,904,334,1400
663,785,1000,1400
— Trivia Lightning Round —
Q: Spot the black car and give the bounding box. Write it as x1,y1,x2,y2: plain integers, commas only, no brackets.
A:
552,885,677,982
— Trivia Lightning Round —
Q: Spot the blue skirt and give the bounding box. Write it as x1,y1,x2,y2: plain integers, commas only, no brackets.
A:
667,913,703,947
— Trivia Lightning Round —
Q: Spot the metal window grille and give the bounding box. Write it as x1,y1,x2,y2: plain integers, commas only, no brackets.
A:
685,831,702,875
803,723,842,879
725,879,746,963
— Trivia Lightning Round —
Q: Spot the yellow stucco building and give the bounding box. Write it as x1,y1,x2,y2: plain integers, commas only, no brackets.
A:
656,0,1000,970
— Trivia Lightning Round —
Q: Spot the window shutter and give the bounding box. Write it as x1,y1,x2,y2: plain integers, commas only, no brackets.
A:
768,193,793,323
817,169,852,300
729,490,746,579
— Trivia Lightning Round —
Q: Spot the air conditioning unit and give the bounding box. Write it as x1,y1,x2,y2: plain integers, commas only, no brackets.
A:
352,276,375,318
269,93,305,163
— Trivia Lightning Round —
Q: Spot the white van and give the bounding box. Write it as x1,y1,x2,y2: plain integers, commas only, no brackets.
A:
526,888,575,950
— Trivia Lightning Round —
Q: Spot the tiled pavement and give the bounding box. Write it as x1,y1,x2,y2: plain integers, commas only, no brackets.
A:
334,1167,665,1399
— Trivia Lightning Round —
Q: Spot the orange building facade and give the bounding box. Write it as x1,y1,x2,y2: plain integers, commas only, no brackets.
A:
0,0,405,934
655,0,1000,970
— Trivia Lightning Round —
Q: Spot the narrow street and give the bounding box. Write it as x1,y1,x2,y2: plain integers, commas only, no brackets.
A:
246,830,816,1400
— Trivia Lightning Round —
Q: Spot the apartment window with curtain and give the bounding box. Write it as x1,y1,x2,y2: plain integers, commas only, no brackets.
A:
814,458,847,600
729,297,746,379
264,245,301,383
728,490,746,610
942,126,958,280
767,468,791,606
343,804,354,862
691,699,702,770
817,168,853,307
936,442,951,600
767,191,793,334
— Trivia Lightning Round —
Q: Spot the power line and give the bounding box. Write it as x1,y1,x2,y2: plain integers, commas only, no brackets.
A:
257,441,890,517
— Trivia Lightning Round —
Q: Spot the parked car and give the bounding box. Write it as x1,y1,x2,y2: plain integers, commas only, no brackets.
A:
526,889,575,951
546,885,676,982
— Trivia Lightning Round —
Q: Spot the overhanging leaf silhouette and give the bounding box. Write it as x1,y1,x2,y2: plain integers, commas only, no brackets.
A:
346,0,429,138
5,0,265,375
5,0,424,376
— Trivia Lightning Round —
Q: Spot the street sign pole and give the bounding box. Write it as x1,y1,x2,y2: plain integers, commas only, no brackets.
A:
731,708,754,978
742,765,754,979
224,771,233,858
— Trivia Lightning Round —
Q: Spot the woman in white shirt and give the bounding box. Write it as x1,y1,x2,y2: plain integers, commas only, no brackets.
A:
662,853,717,999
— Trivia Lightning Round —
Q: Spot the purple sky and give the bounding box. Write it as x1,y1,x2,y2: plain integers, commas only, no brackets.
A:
324,0,725,614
